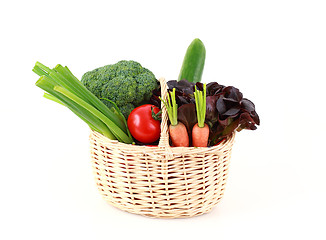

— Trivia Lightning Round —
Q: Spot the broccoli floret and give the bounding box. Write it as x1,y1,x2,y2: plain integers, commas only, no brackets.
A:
134,70,157,104
101,76,137,106
81,68,99,88
81,68,104,97
119,103,135,119
81,60,158,119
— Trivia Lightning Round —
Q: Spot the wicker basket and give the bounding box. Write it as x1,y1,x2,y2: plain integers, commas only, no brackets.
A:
89,77,236,218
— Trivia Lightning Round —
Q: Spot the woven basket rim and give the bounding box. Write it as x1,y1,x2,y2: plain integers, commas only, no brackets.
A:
91,129,235,151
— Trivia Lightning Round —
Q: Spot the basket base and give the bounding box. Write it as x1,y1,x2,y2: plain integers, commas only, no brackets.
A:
98,189,226,219
105,198,217,219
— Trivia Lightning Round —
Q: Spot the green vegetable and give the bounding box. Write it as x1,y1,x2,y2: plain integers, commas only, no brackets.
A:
81,60,158,118
33,62,133,143
194,84,207,128
178,38,206,83
160,88,178,126
192,84,209,147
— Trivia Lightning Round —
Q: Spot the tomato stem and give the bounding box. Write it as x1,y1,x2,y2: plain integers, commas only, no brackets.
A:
151,106,162,121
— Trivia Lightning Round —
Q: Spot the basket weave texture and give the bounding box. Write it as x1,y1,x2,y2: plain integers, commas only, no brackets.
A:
89,78,236,218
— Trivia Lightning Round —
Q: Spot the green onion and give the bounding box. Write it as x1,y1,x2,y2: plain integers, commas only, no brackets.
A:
33,62,127,133
34,62,133,144
43,93,102,133
43,93,64,105
36,75,115,139
54,86,132,143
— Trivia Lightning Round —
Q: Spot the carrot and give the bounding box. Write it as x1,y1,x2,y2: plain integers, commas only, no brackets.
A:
192,123,209,147
169,122,189,147
160,88,189,147
192,84,209,147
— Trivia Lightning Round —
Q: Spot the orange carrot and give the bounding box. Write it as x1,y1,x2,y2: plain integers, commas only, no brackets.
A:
192,123,209,147
192,84,209,147
160,88,189,147
169,122,189,147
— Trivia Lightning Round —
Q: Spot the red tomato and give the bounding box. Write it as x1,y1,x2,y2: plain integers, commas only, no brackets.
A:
127,104,161,143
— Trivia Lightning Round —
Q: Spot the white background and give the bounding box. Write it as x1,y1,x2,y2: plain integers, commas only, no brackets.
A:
1,0,326,239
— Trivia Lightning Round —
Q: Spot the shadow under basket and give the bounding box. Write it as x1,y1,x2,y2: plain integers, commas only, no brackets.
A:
89,78,236,219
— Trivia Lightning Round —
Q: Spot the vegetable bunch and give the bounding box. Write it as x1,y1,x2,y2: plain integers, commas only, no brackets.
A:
150,79,260,146
33,62,133,144
34,38,259,147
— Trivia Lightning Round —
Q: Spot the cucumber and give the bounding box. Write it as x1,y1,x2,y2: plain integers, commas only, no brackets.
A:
178,38,206,83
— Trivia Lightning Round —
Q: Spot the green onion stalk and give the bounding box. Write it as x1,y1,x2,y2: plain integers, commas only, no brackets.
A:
34,62,133,144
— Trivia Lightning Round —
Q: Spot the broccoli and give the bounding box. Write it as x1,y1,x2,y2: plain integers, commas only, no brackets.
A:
81,60,158,118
